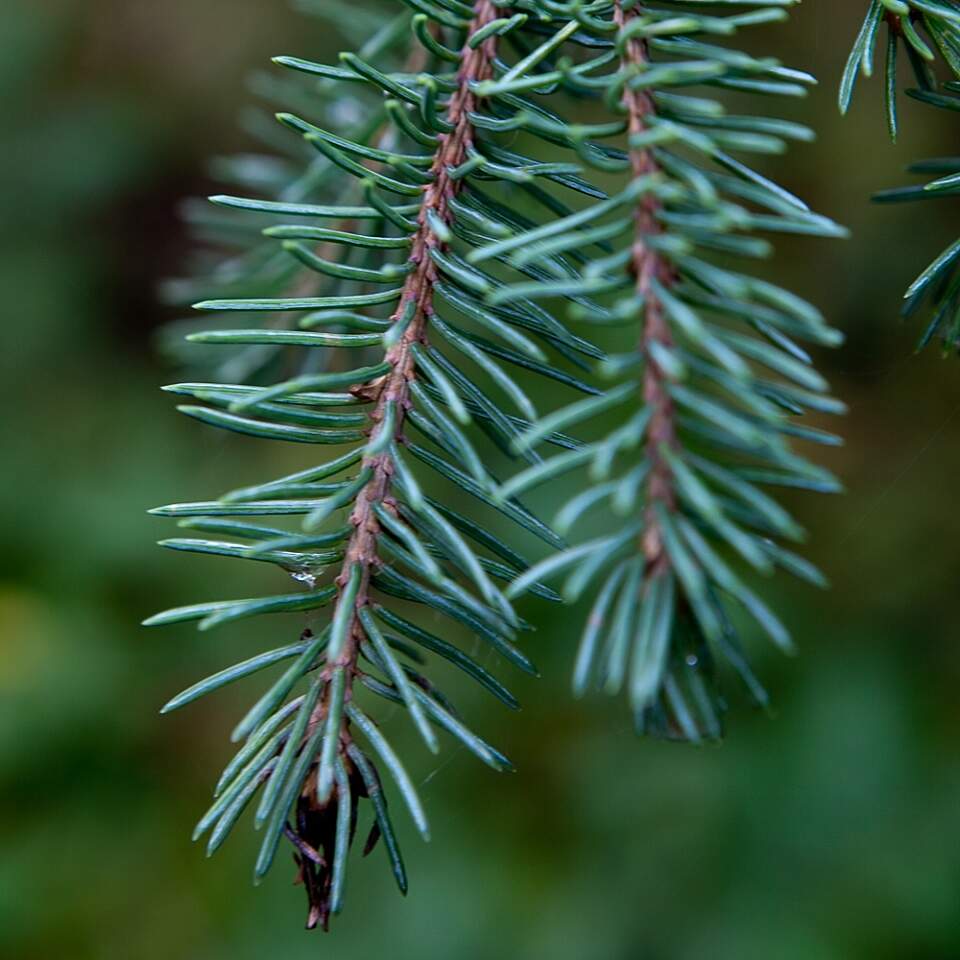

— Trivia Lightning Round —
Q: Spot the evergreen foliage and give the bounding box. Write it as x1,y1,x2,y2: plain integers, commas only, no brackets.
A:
149,0,843,929
842,0,960,350
491,1,846,744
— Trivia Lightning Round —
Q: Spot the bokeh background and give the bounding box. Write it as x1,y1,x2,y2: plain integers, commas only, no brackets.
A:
2,1,958,957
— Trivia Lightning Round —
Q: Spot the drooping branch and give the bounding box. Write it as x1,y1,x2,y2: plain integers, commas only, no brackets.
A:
294,0,502,924
409,0,844,739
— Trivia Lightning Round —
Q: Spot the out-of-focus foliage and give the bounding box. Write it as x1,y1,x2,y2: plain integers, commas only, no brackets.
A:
1,1,958,957
842,0,960,350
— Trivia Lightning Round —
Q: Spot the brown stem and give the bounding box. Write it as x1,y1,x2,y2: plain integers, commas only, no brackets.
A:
309,0,501,738
616,0,678,574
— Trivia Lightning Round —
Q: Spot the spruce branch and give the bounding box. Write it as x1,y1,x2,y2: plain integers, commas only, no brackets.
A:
149,0,607,930
296,0,503,926
488,0,847,742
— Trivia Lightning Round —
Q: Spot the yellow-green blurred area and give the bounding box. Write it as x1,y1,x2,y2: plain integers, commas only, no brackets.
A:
2,0,958,956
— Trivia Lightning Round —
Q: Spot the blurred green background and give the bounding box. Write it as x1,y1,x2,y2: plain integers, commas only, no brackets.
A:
2,1,958,957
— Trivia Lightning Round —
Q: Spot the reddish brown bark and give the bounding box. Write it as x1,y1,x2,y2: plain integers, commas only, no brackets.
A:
310,0,500,732
616,1,678,574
